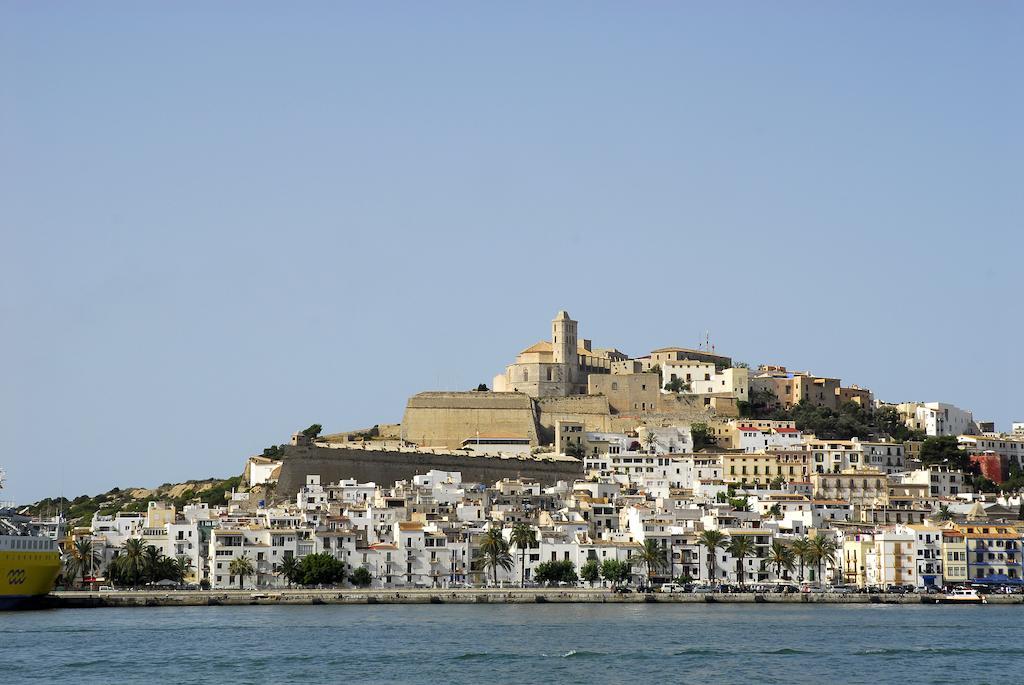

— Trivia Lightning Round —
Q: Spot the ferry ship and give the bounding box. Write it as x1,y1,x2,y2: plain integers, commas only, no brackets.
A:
0,470,61,609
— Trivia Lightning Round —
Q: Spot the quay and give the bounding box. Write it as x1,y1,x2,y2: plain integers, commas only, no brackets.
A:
47,588,1024,608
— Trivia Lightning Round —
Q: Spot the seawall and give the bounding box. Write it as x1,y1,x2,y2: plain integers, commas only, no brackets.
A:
47,589,1024,608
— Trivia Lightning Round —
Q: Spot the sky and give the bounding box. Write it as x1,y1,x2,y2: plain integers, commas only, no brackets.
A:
2,3,1022,504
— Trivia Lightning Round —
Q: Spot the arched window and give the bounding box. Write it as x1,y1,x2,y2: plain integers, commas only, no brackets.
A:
546,368,553,381
522,369,529,382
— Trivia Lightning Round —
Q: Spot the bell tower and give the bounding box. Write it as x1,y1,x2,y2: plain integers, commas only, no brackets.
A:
551,310,579,388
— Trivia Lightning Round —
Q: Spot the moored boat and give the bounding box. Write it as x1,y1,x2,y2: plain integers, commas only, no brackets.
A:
929,587,987,605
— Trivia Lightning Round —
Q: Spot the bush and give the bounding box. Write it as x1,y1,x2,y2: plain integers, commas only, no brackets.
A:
350,566,373,587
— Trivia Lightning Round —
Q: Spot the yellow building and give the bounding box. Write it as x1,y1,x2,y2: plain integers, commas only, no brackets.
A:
942,529,968,584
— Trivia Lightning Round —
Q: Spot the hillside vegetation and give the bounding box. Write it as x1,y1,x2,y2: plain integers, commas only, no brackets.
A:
21,475,244,527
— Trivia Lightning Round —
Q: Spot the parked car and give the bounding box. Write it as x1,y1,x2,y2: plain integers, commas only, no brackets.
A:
659,583,685,594
690,584,714,593
613,586,633,594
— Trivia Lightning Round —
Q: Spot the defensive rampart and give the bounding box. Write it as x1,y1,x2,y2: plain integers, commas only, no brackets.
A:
276,445,581,495
401,391,540,448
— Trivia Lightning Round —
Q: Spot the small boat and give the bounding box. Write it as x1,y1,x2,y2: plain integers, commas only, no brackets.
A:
931,587,987,605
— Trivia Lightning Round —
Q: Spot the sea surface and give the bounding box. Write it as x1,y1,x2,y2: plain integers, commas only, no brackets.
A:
4,603,1021,684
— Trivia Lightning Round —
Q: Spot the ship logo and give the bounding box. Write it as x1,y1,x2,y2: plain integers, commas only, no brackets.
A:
7,568,26,585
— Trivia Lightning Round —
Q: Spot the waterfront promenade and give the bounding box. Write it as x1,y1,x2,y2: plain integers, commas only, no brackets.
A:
48,587,1024,607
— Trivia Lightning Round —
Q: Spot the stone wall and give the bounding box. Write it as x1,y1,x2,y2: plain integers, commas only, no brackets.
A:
401,391,540,448
276,445,581,495
536,395,612,442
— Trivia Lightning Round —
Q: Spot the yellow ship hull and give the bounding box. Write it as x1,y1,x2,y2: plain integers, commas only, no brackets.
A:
0,549,61,609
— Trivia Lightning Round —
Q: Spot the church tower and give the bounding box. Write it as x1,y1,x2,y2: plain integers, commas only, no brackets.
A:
551,310,579,388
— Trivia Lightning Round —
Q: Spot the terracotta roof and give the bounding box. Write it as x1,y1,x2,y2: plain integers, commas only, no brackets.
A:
520,341,553,354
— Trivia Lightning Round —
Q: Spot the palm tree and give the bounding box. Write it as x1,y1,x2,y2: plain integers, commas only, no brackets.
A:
763,540,796,580
229,554,255,590
790,536,814,583
725,536,757,587
697,530,727,585
174,555,194,583
143,545,161,583
277,555,300,588
935,504,953,522
117,538,150,587
509,523,536,588
642,432,657,454
632,539,669,588
64,538,103,587
478,527,513,587
809,534,838,585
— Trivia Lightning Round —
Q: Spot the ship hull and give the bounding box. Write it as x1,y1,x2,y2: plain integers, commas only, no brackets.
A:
0,549,61,610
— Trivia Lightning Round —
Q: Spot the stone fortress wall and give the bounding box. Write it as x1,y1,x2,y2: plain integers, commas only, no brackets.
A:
275,444,581,496
401,391,540,449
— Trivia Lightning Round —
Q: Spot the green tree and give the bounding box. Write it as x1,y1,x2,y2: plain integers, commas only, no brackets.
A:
600,559,631,588
809,534,838,585
919,436,969,471
114,538,150,587
229,555,254,590
935,504,953,522
580,559,601,586
534,560,577,586
632,539,668,587
478,527,513,586
509,523,537,588
725,536,757,586
174,555,193,583
64,538,103,587
564,443,585,458
763,540,795,580
301,424,323,439
790,536,814,583
642,432,657,454
143,545,161,583
728,496,752,512
350,566,373,587
296,552,347,586
691,423,712,451
277,555,300,588
664,378,690,393
697,530,727,584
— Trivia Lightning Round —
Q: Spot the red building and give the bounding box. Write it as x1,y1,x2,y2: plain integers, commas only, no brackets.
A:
969,452,1008,484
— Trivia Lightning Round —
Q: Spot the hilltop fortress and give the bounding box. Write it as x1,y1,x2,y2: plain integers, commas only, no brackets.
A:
272,310,880,494
401,310,730,449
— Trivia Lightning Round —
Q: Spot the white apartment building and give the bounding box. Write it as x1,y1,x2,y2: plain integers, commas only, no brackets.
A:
958,434,1024,469
662,362,748,399
899,467,970,498
898,402,976,437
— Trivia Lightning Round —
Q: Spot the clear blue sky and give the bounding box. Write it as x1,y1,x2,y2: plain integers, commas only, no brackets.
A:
2,3,1021,503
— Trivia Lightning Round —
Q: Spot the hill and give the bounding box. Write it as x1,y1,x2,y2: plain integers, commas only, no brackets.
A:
20,475,246,528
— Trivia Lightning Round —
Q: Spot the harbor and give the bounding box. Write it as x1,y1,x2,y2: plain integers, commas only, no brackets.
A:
46,587,1024,608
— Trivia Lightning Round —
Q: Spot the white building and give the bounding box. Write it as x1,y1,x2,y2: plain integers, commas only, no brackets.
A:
898,402,976,437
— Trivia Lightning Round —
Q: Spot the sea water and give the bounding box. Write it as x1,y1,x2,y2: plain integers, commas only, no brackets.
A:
4,603,1019,684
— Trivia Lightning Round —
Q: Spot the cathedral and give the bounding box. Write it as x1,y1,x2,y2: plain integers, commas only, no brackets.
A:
492,311,626,397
